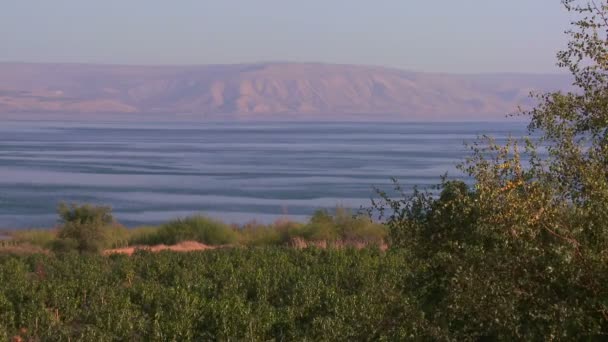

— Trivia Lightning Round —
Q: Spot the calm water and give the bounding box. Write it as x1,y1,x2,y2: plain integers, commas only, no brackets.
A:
0,121,526,228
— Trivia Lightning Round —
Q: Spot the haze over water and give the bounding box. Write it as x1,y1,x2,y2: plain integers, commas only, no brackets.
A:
0,121,526,228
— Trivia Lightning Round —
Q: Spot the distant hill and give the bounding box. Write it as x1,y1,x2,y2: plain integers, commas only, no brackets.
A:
0,62,572,120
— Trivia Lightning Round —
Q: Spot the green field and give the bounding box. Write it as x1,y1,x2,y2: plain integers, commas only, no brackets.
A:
0,248,412,341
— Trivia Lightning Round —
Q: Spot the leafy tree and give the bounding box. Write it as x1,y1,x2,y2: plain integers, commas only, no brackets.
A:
54,203,114,254
372,0,608,338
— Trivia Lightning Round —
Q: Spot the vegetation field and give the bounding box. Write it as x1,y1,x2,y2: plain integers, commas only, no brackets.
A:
0,248,408,341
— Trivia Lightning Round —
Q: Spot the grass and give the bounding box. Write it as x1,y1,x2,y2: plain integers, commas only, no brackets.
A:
10,229,57,249
103,224,131,249
126,225,160,244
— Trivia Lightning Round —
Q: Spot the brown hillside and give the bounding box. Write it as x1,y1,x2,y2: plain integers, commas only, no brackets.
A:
0,62,572,120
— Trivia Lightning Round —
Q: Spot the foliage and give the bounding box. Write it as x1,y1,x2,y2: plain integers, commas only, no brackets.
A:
305,208,386,244
369,1,608,338
0,248,418,341
236,220,286,246
125,226,161,244
129,215,238,246
128,210,386,248
103,224,131,249
8,209,386,252
54,203,117,254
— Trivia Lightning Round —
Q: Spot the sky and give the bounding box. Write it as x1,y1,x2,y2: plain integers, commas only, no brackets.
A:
0,0,572,73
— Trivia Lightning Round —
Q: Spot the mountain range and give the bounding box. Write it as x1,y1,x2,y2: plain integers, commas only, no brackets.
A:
0,62,572,120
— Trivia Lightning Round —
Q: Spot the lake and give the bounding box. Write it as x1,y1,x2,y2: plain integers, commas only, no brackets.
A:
0,121,527,228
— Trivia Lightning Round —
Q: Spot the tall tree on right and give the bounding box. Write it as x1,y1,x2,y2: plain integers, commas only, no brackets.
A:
372,1,608,338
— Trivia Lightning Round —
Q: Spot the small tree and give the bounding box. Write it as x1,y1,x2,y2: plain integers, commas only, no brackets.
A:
54,203,114,254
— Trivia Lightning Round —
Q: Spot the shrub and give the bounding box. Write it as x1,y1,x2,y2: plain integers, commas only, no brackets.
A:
332,207,387,245
272,219,306,244
130,215,238,246
369,1,608,337
297,208,387,245
218,212,387,248
237,221,283,246
54,203,115,254
301,209,339,241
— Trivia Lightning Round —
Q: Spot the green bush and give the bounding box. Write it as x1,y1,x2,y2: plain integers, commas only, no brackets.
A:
302,209,339,241
290,208,387,246
332,207,387,244
237,221,284,246
369,1,608,337
272,219,307,244
130,215,238,246
54,203,116,254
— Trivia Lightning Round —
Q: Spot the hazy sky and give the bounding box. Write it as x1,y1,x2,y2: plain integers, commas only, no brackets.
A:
0,0,571,73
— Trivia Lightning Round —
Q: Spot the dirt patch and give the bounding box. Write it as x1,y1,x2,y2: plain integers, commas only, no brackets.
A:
104,241,217,256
